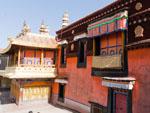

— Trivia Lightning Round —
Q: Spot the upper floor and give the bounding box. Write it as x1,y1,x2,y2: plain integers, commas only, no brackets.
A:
56,0,149,77
0,22,58,79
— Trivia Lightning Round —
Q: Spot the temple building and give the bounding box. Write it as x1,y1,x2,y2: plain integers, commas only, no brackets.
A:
0,22,57,104
52,0,149,113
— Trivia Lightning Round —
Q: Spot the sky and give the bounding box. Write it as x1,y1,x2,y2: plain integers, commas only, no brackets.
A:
0,0,114,48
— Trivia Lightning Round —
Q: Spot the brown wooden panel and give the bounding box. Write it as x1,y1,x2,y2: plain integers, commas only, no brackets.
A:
23,81,51,87
92,55,122,69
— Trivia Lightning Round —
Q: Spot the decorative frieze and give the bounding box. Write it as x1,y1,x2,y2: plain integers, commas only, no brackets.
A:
88,11,128,37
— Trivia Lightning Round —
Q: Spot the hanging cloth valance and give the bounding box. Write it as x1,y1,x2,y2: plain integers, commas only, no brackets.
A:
88,11,128,37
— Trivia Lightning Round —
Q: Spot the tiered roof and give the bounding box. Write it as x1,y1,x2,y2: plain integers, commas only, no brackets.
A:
0,22,57,54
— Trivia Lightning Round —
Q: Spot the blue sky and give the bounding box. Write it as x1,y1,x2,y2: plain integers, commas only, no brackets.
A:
0,0,113,48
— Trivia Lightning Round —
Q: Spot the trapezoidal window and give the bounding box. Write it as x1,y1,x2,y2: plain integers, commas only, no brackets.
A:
60,45,67,67
77,39,87,68
94,31,124,56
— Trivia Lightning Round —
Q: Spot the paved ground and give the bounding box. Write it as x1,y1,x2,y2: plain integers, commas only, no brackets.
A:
0,103,73,113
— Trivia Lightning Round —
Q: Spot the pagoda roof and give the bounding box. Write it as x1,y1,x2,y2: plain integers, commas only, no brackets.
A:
0,32,58,54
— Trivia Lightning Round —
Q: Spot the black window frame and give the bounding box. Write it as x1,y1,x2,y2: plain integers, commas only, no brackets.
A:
60,44,67,68
77,38,87,68
92,30,128,77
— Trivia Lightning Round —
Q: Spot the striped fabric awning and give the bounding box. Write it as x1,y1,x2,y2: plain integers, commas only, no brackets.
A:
88,11,128,37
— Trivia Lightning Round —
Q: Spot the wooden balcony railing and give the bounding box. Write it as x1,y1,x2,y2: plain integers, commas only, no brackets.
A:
12,57,55,67
4,65,56,79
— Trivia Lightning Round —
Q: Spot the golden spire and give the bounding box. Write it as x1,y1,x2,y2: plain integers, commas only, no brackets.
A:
39,21,49,34
62,11,69,28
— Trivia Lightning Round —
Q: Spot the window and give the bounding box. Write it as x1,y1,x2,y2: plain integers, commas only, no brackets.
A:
94,32,124,56
60,45,67,67
92,31,128,76
90,102,107,113
77,39,87,68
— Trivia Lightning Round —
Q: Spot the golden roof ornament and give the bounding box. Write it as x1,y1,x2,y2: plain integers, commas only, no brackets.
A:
22,21,31,34
135,2,142,11
134,25,144,38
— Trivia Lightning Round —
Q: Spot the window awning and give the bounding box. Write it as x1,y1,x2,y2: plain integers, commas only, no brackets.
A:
88,11,128,37
57,40,68,45
55,79,68,84
54,75,68,84
102,77,135,90
74,33,87,41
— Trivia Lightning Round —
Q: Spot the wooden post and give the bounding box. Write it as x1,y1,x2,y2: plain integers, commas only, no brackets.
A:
41,49,44,65
18,48,21,66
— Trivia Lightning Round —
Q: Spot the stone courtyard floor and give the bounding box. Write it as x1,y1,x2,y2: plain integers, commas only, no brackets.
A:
0,103,73,113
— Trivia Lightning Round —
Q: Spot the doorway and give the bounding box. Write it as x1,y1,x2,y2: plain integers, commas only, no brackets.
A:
113,92,127,113
58,83,65,102
107,89,132,113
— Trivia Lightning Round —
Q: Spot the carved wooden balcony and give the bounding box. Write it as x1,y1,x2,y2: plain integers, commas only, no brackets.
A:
4,65,56,79
3,57,56,79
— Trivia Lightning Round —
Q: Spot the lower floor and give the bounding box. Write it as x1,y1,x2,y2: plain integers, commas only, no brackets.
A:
10,79,53,105
51,77,135,113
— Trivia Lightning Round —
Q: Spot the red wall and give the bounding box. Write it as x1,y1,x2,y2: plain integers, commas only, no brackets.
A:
128,48,150,113
25,50,34,57
36,50,41,58
55,47,108,107
45,51,54,59
22,49,54,59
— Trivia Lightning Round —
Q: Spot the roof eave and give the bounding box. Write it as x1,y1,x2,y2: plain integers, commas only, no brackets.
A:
56,0,120,34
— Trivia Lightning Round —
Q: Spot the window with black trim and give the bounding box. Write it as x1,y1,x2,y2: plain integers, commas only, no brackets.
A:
94,32,123,56
92,31,128,77
60,45,67,67
77,39,87,68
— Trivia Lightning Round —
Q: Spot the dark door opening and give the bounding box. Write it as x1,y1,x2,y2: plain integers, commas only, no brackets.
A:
0,88,15,104
58,84,65,102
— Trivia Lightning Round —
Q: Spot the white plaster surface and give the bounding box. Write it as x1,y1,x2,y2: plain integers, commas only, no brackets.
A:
0,103,73,113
